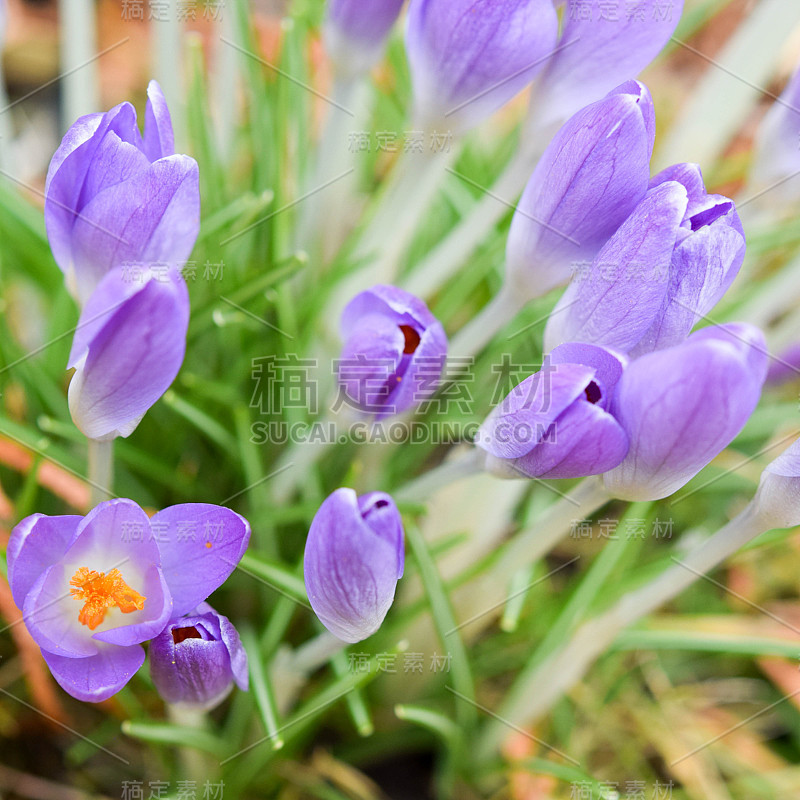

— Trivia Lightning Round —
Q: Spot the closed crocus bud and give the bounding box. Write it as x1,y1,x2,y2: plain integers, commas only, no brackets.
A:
628,164,746,356
533,0,684,130
338,285,447,418
406,0,559,133
506,81,655,298
545,181,689,353
68,267,189,440
754,439,800,529
749,64,800,210
149,603,248,710
45,80,200,305
324,0,405,77
477,343,629,480
304,489,404,643
603,324,768,501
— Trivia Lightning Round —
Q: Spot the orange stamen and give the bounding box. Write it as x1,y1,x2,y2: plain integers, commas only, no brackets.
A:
69,567,146,630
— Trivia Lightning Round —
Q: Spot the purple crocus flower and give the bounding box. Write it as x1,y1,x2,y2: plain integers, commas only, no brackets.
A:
7,499,250,702
45,81,200,305
304,489,404,643
603,324,768,501
338,285,447,418
749,64,800,210
324,0,405,77
545,167,745,355
533,0,685,130
477,343,629,480
755,438,800,529
406,0,559,133
67,267,189,440
506,81,655,298
149,602,248,710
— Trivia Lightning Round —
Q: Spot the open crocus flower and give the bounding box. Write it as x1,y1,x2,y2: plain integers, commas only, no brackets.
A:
338,285,447,418
545,169,745,356
304,489,404,643
532,0,684,131
406,0,558,133
149,602,248,710
604,324,768,501
7,500,250,702
45,80,200,305
67,267,189,441
477,343,629,480
506,81,655,298
324,0,405,77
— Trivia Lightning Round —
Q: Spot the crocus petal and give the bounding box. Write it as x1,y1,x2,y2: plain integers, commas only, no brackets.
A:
755,438,800,528
68,268,189,441
324,0,405,76
509,399,629,480
535,0,684,129
7,514,82,609
149,505,251,619
142,80,175,161
544,181,688,353
406,0,559,132
304,488,404,643
604,323,768,501
548,342,627,411
478,363,596,459
41,643,145,703
68,155,200,303
339,286,447,418
507,81,654,297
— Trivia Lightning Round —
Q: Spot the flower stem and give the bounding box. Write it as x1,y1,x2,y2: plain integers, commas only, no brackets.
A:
449,283,528,361
403,144,539,300
87,439,114,507
291,630,347,674
168,705,213,782
478,500,767,757
395,447,486,504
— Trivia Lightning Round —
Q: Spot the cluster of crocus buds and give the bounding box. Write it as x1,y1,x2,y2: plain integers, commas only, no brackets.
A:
45,81,199,441
7,500,250,702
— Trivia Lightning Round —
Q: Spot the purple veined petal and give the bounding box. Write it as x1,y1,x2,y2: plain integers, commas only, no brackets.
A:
603,323,768,501
45,103,140,287
324,0,405,76
41,642,145,703
304,488,404,643
149,504,251,619
534,0,685,129
23,500,170,657
68,268,190,441
629,218,746,355
339,285,447,418
507,82,655,297
755,438,800,528
142,80,175,161
388,317,448,416
750,64,800,206
509,398,629,480
80,132,151,210
477,363,596,460
149,602,248,708
68,154,200,303
544,181,688,353
338,313,405,414
406,0,559,133
7,514,82,609
357,492,405,578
